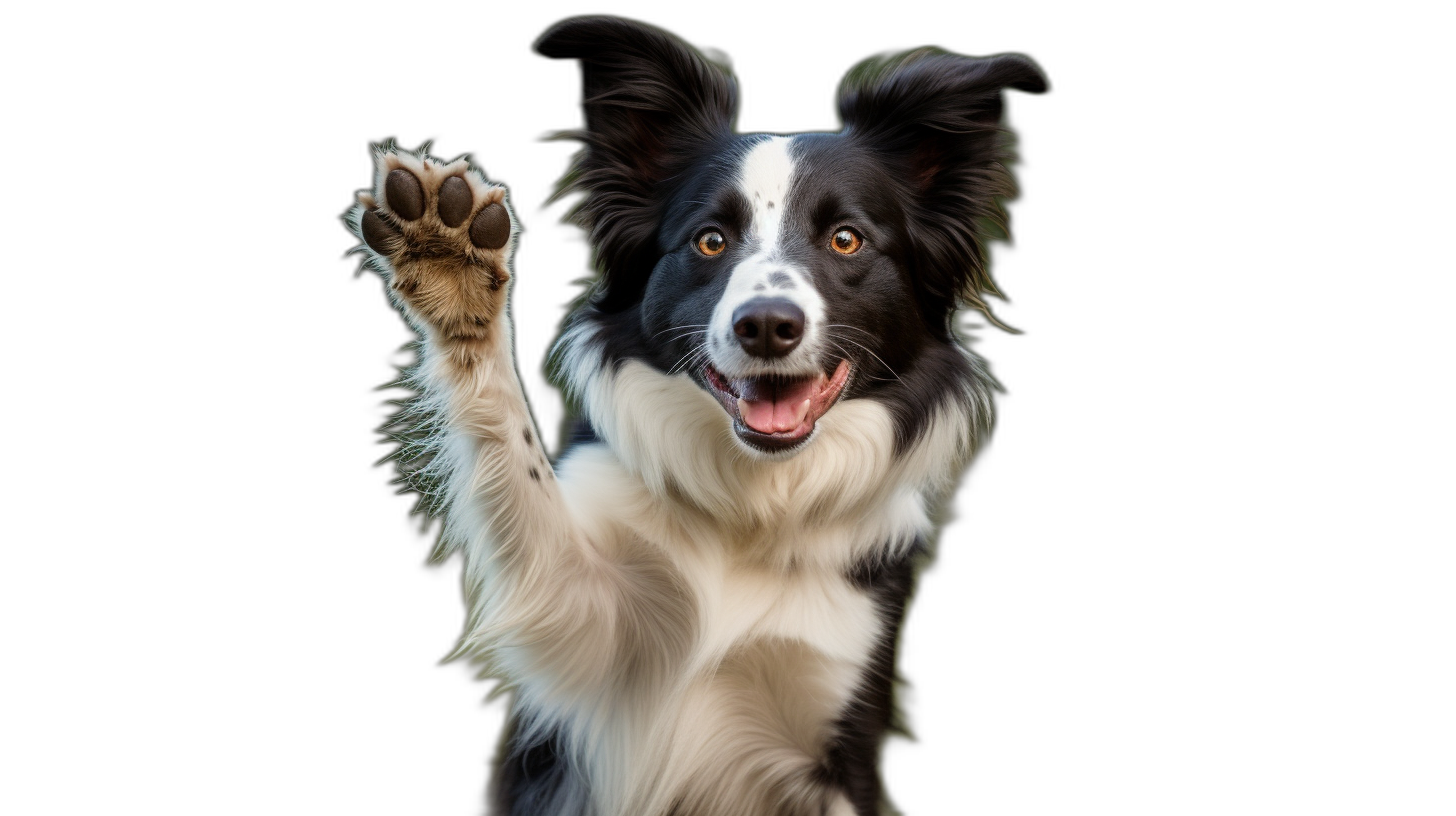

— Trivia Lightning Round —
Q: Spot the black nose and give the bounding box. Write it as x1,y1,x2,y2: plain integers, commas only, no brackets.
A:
733,298,805,358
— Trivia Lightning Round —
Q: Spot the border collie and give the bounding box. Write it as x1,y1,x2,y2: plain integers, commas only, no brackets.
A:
344,15,1045,816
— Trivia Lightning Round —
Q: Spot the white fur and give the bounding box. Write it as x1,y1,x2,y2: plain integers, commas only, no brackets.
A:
740,136,794,248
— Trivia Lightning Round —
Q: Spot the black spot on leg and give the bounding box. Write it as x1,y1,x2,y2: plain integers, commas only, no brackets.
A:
523,428,533,446
529,467,540,482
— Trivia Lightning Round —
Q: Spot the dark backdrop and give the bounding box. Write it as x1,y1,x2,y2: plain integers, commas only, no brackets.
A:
247,7,1205,816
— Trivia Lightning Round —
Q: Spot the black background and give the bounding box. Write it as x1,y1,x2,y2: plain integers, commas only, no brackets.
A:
241,7,1228,816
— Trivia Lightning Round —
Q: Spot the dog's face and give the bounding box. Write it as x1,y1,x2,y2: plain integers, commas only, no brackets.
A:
539,17,1046,456
638,134,924,452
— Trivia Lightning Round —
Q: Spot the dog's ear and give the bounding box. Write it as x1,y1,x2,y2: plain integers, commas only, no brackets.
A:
537,16,739,309
838,49,1047,330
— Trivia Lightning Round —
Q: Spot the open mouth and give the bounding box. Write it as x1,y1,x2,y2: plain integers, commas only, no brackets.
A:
703,360,852,452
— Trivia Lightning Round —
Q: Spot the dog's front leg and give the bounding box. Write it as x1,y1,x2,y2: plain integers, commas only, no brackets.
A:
346,146,691,697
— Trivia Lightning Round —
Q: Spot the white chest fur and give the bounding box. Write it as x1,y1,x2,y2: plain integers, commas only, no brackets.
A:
549,443,892,815
527,356,977,814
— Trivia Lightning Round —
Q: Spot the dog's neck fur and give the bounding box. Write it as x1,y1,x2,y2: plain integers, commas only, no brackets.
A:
555,320,984,574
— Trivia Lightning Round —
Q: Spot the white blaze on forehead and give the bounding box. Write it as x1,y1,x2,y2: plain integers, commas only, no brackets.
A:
707,135,827,377
738,136,795,251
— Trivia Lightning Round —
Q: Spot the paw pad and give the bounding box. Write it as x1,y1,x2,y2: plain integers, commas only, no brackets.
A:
366,165,511,251
385,168,425,220
360,210,400,254
438,176,472,227
470,203,511,250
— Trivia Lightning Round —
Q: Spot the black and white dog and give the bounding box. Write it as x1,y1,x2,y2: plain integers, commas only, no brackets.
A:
346,15,1045,816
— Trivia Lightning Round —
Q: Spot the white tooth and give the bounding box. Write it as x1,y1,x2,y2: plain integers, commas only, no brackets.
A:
794,398,811,426
737,397,750,419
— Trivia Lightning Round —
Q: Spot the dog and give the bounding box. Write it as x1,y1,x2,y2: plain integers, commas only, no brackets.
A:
345,15,1045,816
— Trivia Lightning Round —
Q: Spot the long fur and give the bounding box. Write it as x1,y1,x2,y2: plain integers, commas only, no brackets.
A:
345,15,1045,816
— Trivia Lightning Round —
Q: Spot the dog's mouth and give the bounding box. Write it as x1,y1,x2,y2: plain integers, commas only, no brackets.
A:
703,360,852,452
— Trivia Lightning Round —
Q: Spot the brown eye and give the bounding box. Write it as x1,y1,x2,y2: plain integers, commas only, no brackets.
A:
831,229,863,255
697,230,726,256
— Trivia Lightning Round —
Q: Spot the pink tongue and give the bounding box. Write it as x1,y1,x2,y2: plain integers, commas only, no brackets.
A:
737,377,817,434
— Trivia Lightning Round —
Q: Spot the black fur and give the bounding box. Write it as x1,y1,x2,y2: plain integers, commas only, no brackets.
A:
821,542,923,816
838,49,1047,331
536,16,740,312
493,719,587,816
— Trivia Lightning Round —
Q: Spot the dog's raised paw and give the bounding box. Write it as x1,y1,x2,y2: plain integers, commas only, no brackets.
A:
365,167,512,252
348,145,517,344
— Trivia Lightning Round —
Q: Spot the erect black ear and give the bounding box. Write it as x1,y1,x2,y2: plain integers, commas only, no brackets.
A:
536,16,739,310
838,49,1047,330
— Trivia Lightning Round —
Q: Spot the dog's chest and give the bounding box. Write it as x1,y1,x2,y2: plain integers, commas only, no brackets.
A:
693,558,882,673
648,555,884,810
556,444,908,812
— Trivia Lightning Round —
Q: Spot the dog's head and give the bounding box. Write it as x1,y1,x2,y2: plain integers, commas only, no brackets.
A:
539,16,1045,457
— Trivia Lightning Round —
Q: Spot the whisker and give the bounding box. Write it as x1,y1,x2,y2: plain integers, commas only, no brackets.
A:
824,338,896,385
669,342,712,376
686,346,713,372
651,323,710,339
826,324,880,340
826,331,903,383
667,345,697,375
672,352,708,377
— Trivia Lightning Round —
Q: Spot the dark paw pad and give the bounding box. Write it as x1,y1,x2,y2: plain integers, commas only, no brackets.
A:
438,176,472,228
361,210,400,254
385,168,425,220
470,203,511,250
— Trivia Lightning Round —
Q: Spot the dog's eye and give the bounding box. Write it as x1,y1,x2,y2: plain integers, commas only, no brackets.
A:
830,229,863,255
697,230,727,256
